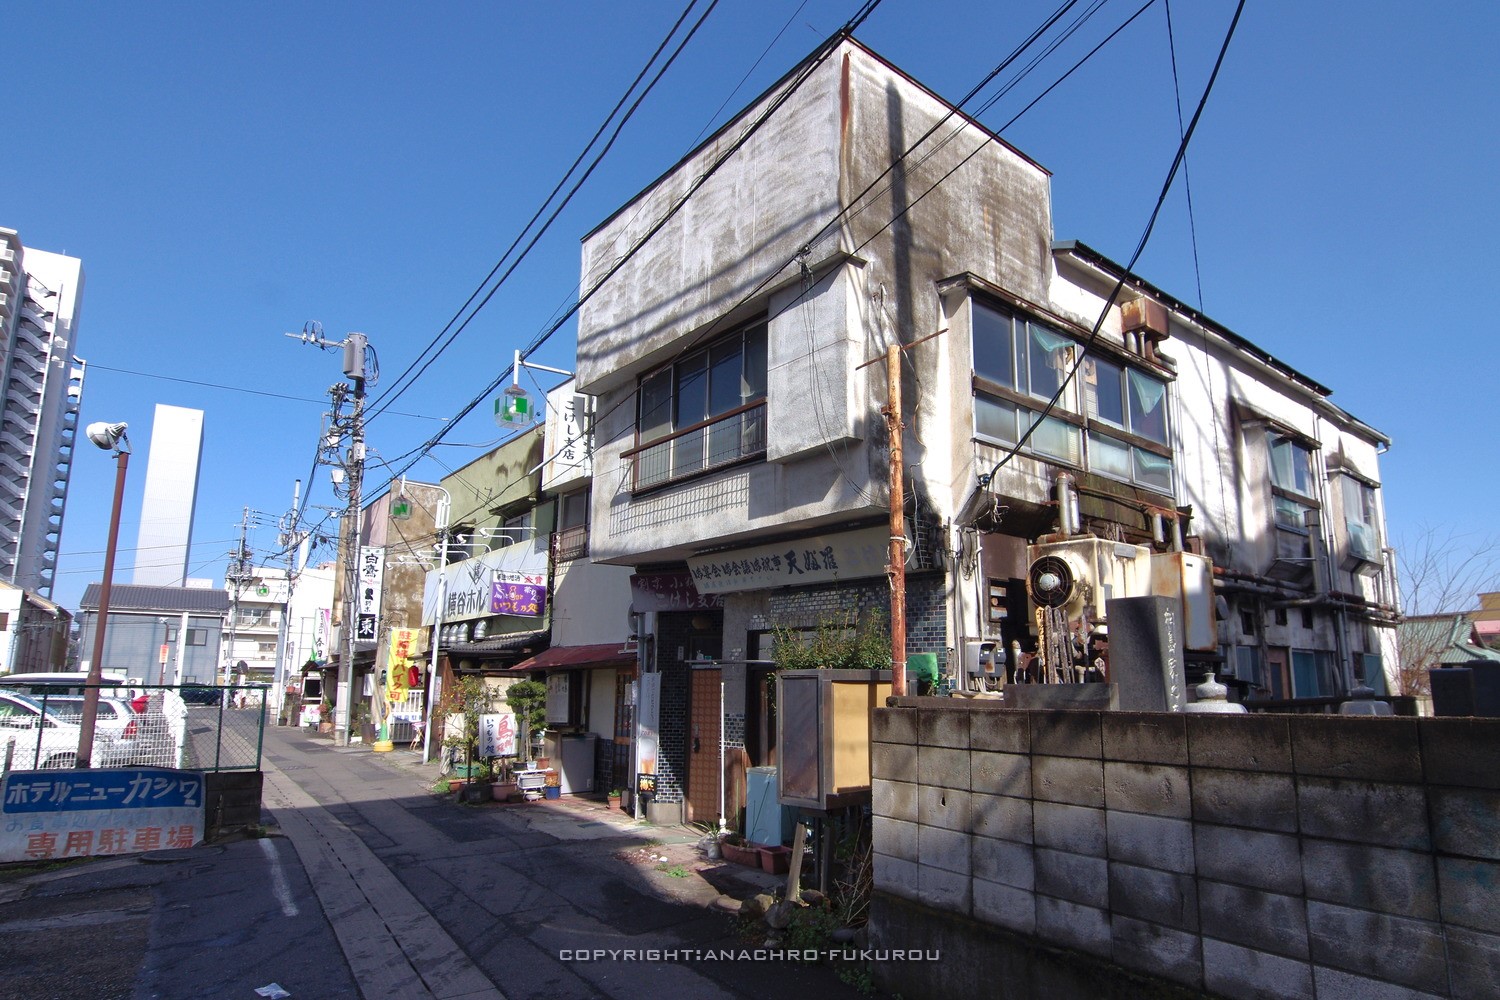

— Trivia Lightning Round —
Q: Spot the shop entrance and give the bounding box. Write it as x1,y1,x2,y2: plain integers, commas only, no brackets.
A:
686,666,722,824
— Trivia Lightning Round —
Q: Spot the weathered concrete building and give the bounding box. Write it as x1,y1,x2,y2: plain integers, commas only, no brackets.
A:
573,37,1396,821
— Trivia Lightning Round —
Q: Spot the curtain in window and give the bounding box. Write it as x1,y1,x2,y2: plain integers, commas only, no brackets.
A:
1127,369,1167,443
1027,323,1073,399
1132,447,1173,493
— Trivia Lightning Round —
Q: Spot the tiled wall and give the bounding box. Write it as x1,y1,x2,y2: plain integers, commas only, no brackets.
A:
869,704,1500,1000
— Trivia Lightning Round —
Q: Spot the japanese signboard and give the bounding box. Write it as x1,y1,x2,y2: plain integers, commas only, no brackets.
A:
542,382,593,493
422,541,549,625
491,572,546,617
356,546,386,642
477,713,517,758
1,770,205,863
635,672,660,789
387,627,418,704
683,526,889,595
314,607,331,661
628,571,723,612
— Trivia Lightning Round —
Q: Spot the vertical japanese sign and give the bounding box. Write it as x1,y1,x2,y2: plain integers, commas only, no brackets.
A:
635,672,660,786
356,547,385,642
314,608,331,661
387,627,417,705
1,770,205,863
542,382,593,493
478,713,517,758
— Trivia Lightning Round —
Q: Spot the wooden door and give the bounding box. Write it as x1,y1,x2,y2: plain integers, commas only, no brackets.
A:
686,667,722,824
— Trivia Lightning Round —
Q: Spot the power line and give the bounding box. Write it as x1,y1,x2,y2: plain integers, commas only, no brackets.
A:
365,0,722,423
84,363,444,421
367,2,887,498
982,0,1247,486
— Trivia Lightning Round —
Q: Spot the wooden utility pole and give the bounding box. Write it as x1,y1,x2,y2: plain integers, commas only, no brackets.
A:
885,344,907,697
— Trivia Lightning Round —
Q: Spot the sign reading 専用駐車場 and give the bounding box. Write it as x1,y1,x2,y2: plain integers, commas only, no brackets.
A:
0,770,205,863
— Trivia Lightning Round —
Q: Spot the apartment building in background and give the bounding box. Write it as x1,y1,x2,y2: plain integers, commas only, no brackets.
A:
0,228,85,601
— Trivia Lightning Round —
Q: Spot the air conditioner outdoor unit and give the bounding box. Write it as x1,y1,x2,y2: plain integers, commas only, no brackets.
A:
1025,537,1152,621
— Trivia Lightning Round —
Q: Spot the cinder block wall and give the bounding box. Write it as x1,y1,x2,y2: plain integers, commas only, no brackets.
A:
869,702,1500,1000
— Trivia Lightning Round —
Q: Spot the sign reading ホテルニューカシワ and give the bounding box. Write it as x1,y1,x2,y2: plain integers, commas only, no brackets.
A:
1,770,205,863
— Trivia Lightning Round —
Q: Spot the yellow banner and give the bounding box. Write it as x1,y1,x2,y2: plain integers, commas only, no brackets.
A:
388,627,418,703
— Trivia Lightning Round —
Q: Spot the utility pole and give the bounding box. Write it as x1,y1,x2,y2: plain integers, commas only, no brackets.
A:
884,344,907,697
273,479,304,717
288,323,372,747
224,507,253,689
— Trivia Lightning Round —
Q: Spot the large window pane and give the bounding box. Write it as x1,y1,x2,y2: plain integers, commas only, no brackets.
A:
676,352,708,426
1133,447,1174,493
972,303,1014,387
1127,369,1168,443
1268,433,1312,494
975,394,1018,443
1085,356,1124,426
742,324,768,400
1025,412,1081,465
1089,431,1131,480
639,370,673,443
707,340,742,416
1026,322,1073,402
1274,495,1311,531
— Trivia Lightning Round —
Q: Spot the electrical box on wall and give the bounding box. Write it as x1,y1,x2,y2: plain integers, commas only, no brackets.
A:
963,640,998,676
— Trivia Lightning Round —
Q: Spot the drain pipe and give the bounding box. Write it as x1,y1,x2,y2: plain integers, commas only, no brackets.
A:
1055,473,1076,537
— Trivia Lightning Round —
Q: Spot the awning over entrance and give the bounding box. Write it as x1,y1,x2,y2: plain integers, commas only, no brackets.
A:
509,642,635,672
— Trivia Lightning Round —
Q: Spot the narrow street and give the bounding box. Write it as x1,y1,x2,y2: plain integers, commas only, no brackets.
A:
261,725,872,1000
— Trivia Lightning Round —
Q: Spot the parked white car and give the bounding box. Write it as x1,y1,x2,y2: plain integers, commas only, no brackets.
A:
0,691,137,770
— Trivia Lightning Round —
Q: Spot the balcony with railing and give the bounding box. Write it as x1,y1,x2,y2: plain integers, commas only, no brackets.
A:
623,400,767,492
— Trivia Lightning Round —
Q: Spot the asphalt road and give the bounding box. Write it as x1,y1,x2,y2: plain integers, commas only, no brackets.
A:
0,726,874,1000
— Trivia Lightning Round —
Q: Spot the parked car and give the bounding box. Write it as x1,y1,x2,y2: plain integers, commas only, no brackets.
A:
179,684,222,705
26,694,138,741
0,690,137,769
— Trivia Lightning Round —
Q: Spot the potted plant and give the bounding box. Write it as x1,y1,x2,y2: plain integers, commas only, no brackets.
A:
491,759,519,802
436,675,498,793
317,698,335,734
506,680,547,766
718,831,760,868
607,788,623,810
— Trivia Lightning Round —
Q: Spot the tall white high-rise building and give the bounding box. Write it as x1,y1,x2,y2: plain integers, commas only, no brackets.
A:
0,228,85,600
132,403,204,588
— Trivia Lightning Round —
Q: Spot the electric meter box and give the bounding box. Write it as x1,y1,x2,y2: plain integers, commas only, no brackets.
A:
963,640,998,676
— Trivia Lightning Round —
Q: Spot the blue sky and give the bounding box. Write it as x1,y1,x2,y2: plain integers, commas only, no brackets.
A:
7,0,1497,613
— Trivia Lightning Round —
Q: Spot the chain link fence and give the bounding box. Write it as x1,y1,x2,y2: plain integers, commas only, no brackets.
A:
0,683,266,774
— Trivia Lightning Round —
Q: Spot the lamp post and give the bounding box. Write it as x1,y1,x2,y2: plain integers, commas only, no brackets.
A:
79,421,130,768
421,484,451,765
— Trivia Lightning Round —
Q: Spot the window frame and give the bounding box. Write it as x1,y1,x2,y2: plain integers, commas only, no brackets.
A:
629,320,769,491
553,488,590,562
970,297,1173,493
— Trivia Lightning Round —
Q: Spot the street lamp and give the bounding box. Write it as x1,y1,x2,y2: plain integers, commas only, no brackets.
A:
78,421,130,768
420,485,451,765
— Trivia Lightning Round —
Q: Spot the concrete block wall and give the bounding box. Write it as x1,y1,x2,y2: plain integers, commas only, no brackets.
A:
869,703,1500,1000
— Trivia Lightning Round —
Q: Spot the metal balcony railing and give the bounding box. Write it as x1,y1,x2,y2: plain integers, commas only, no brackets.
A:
624,400,766,491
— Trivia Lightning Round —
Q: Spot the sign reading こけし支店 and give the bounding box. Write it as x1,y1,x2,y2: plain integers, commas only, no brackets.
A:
0,770,205,862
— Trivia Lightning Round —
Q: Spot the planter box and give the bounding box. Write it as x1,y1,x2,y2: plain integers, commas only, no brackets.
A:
759,846,791,875
721,842,760,868
544,785,561,800
492,782,518,802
